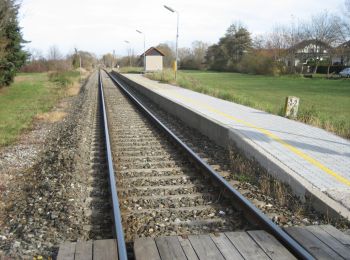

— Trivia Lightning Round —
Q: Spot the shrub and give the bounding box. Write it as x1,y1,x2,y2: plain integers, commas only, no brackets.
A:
48,71,75,87
238,53,280,75
21,60,49,73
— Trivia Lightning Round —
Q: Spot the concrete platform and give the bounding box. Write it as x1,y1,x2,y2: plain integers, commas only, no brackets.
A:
120,73,350,219
133,225,350,260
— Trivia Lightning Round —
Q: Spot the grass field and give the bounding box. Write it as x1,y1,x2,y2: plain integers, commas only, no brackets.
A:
146,70,350,138
0,71,80,147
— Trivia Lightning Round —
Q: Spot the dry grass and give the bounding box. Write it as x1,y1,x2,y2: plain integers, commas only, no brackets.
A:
66,81,81,96
35,111,67,123
228,143,303,210
14,75,33,83
0,87,7,94
65,70,90,97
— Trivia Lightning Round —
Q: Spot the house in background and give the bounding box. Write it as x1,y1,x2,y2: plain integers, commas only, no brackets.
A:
286,39,331,67
283,39,350,73
140,47,165,71
332,40,350,66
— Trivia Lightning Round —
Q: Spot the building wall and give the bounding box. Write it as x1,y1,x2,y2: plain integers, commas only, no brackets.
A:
145,56,163,71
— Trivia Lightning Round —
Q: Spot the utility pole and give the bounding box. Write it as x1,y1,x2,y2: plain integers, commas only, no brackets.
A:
164,5,179,80
136,30,146,72
113,49,116,70
125,40,132,67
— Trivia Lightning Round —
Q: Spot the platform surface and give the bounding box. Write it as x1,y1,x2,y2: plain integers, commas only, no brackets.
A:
123,73,350,217
57,239,118,260
134,225,350,260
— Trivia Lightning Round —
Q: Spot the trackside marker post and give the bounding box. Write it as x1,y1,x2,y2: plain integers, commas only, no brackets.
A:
284,96,300,118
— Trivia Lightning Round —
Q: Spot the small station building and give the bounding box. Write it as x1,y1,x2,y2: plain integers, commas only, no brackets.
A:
141,47,164,71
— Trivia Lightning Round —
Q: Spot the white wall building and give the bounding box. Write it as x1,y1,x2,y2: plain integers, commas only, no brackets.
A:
140,47,164,71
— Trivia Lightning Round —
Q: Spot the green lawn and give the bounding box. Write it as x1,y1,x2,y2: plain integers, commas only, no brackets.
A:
0,72,78,147
146,70,350,138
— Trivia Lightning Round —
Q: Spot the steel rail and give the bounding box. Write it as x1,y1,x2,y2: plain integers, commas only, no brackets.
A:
98,71,128,260
107,71,314,260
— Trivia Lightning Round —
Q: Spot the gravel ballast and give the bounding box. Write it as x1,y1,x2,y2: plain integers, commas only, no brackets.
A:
0,71,107,258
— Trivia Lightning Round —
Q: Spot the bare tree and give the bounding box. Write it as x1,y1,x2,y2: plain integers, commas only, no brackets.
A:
252,35,266,49
102,53,114,68
265,24,303,71
47,45,62,61
155,43,175,68
178,47,191,61
342,0,350,38
302,12,344,73
191,41,209,69
46,46,72,71
265,26,289,61
29,48,44,61
303,11,344,46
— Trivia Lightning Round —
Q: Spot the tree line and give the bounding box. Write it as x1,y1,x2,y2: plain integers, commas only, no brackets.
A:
21,46,98,73
116,0,350,75
208,3,349,74
1,0,349,87
0,1,98,85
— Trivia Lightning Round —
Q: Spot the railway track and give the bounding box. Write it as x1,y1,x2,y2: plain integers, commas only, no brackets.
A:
85,76,113,239
102,70,248,237
98,70,313,259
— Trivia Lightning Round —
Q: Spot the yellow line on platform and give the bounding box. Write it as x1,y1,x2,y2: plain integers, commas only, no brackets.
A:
168,91,350,187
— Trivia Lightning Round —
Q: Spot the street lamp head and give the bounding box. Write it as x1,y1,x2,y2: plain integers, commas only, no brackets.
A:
136,29,142,34
163,4,178,80
164,5,175,12
124,40,129,43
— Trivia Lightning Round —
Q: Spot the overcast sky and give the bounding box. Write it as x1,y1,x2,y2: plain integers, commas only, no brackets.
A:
19,0,345,57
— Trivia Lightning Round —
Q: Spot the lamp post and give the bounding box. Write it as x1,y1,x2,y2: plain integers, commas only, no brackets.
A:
124,41,132,67
164,5,179,80
136,29,146,72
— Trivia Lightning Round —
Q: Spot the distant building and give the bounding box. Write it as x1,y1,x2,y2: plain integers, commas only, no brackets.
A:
287,39,331,67
332,40,350,66
140,47,165,71
283,39,350,73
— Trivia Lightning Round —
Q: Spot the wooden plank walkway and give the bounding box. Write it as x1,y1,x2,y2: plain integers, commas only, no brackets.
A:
57,239,118,260
134,231,295,260
134,225,350,260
